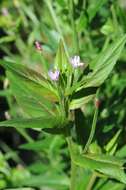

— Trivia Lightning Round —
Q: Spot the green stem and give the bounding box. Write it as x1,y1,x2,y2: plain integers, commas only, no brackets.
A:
83,89,100,153
69,0,79,54
83,0,87,9
84,30,94,51
16,128,33,143
102,37,110,52
45,1,61,35
111,5,118,32
86,172,97,190
67,137,78,190
83,107,98,153
70,160,78,190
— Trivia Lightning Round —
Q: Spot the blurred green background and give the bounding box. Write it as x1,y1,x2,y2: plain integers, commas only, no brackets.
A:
0,0,126,189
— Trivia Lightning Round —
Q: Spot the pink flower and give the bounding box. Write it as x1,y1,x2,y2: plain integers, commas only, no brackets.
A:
48,70,60,81
35,41,42,51
70,55,84,68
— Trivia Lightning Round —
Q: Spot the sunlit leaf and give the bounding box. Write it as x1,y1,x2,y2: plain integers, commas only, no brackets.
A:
0,60,58,101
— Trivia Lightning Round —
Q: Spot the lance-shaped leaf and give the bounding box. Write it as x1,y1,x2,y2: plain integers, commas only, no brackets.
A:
55,40,69,72
70,143,126,184
20,139,53,151
0,60,58,101
20,136,65,151
0,115,65,129
104,129,121,154
78,35,126,90
70,87,97,109
7,72,57,117
20,173,69,188
94,179,125,190
70,95,95,110
87,0,108,22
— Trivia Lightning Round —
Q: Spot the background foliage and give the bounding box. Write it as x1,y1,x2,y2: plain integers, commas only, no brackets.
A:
0,0,126,189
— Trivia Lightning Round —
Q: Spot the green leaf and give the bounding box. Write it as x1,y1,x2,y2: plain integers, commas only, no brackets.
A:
20,173,69,188
28,162,49,174
40,23,59,51
116,145,126,158
100,19,114,36
74,168,92,190
76,13,88,32
87,0,108,22
0,60,58,101
104,129,121,154
0,89,11,97
19,136,63,151
0,152,10,177
0,116,65,129
20,135,65,155
5,188,34,190
70,87,97,109
94,179,125,190
70,143,126,184
70,95,95,110
90,35,126,70
78,35,126,89
20,140,51,151
7,72,57,117
55,40,69,72
0,59,60,117
0,36,16,44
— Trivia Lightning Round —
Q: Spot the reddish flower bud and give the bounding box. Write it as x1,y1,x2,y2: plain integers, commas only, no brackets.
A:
94,98,100,108
35,41,42,51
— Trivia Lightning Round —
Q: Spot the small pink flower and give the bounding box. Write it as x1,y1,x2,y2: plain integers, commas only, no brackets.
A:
70,55,84,68
48,70,60,81
35,41,42,51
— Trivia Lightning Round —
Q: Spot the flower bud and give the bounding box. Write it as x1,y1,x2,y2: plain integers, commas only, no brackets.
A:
94,98,101,108
35,41,42,51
